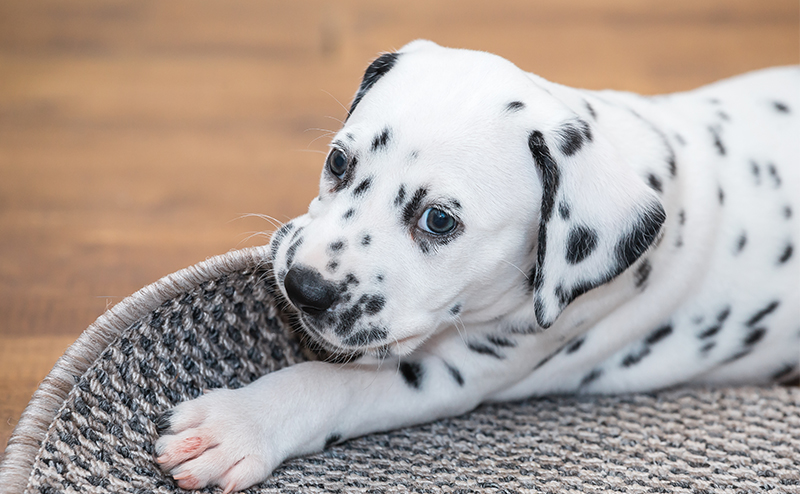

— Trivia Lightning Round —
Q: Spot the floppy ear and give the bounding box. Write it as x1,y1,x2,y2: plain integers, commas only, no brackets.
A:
528,120,666,328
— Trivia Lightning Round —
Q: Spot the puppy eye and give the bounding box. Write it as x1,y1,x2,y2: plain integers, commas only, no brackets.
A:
327,149,348,179
418,207,457,235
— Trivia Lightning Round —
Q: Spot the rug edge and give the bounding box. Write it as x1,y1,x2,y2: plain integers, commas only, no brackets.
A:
0,246,271,494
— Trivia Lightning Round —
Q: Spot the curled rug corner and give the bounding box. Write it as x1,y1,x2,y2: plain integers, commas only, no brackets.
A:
1,246,798,493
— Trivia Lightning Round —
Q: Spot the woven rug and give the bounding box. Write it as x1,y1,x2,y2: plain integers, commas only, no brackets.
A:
1,246,798,494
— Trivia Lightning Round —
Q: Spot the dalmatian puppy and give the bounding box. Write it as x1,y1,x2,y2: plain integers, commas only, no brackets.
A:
156,40,799,492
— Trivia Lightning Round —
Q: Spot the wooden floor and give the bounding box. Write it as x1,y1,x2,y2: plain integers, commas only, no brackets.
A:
1,0,797,458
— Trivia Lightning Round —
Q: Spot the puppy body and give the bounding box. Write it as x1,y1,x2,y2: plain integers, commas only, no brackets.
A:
156,41,799,491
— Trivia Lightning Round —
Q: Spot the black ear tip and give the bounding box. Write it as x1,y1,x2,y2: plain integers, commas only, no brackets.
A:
534,296,555,329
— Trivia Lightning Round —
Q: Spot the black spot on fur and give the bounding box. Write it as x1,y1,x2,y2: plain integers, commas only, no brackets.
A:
342,209,355,220
352,177,372,196
724,349,751,364
348,53,399,117
585,100,597,120
750,161,761,185
744,327,766,346
558,202,571,220
773,101,790,113
371,128,391,152
402,187,428,226
361,294,386,315
328,240,346,253
647,174,663,193
269,222,296,259
622,347,651,368
341,325,388,347
361,234,371,246
700,342,716,354
326,261,339,273
156,409,173,434
646,324,673,345
667,155,677,178
718,187,725,205
709,125,726,155
467,341,503,359
580,368,603,387
344,273,359,286
708,98,721,105
674,133,686,146
678,210,686,225
747,301,779,327
557,120,593,156
698,307,730,339
446,363,465,386
324,433,341,449
450,304,461,316
333,305,362,337
506,101,525,112
734,233,747,254
399,361,424,389
566,225,598,264
487,335,516,348
717,110,730,121
528,130,560,290
285,237,303,267
767,163,782,188
565,337,585,354
615,205,666,274
394,185,406,207
784,205,792,219
778,244,793,264
772,363,797,382
634,259,652,288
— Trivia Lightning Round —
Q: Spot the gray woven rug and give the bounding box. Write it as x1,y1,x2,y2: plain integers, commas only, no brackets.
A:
1,247,798,494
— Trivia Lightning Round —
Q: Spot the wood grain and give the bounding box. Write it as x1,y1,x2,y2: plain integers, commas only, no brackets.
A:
1,0,797,459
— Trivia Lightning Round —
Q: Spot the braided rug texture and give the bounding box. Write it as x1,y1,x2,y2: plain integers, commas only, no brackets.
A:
1,247,798,494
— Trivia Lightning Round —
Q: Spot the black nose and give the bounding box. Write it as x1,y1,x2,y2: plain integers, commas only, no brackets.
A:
283,265,339,315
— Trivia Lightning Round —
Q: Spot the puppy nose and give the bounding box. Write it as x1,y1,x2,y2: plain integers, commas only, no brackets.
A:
283,265,339,315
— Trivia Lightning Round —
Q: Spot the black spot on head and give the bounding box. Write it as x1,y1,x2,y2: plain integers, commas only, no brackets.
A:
678,210,686,226
615,204,666,273
345,133,355,141
269,222,297,259
708,98,721,105
344,273,359,286
647,174,663,193
709,125,726,155
646,324,673,345
371,128,391,152
747,301,779,327
467,341,503,359
717,110,730,121
399,361,424,389
783,205,792,219
585,100,597,120
558,202,571,220
326,261,339,273
778,244,793,264
342,209,355,220
566,225,598,264
375,274,384,282
348,53,400,117
324,433,341,449
449,304,461,316
352,177,372,197
674,133,686,146
506,101,525,112
718,187,725,205
773,101,790,113
341,325,388,347
360,294,385,315
361,234,371,246
333,304,363,337
402,187,428,226
634,259,652,288
734,233,747,254
328,240,346,254
565,337,585,354
557,120,593,156
446,363,465,386
487,335,516,348
767,163,782,188
394,185,406,207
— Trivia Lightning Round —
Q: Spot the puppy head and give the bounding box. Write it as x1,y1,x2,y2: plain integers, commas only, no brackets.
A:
270,41,664,355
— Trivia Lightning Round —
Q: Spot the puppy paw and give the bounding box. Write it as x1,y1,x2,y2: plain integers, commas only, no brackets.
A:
155,388,281,492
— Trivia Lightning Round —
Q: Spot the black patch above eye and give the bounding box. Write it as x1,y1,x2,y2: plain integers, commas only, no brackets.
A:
327,149,348,178
371,128,391,151
506,101,525,112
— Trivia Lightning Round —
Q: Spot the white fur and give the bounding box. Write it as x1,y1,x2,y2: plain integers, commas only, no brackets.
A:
157,41,799,491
